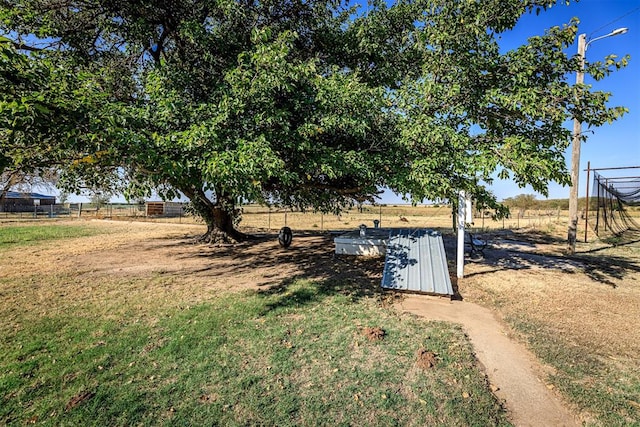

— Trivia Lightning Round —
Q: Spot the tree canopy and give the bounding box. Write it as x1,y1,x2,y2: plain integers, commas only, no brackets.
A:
0,0,628,241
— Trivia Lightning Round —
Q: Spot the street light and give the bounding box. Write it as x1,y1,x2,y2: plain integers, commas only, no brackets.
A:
567,27,628,253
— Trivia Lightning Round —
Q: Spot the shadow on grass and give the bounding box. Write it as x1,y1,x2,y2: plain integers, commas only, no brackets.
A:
157,231,385,305
141,226,638,300
256,273,381,314
441,229,640,287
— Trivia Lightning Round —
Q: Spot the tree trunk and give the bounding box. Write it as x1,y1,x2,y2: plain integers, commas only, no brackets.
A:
182,187,246,244
200,204,246,244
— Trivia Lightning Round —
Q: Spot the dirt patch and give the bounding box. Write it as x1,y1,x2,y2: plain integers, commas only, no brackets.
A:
65,391,95,411
362,326,385,341
415,348,437,370
0,220,383,324
62,223,383,291
199,393,218,404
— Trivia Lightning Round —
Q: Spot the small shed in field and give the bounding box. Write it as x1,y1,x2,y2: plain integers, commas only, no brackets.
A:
0,192,56,212
145,201,185,217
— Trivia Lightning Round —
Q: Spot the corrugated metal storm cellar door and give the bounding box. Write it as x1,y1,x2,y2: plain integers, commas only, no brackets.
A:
381,229,453,296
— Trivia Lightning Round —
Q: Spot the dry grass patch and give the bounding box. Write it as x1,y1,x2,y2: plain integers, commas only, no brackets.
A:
459,230,640,425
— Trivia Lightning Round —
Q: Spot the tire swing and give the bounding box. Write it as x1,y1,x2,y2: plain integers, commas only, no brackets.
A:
278,226,293,248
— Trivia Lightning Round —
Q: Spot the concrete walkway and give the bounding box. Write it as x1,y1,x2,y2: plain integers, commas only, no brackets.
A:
396,295,580,427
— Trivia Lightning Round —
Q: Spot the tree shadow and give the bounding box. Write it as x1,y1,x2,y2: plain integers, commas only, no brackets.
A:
440,230,640,287
573,252,640,285
257,271,381,315
157,231,385,310
581,238,640,253
380,240,419,290
124,227,638,308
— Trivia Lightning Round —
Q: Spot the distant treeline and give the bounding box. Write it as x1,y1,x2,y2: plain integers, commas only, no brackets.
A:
502,194,585,211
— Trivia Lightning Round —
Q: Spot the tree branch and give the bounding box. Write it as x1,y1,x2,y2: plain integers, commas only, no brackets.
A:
11,42,44,52
149,26,170,63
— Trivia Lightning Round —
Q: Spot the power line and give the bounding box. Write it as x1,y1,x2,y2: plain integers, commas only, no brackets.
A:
588,5,640,38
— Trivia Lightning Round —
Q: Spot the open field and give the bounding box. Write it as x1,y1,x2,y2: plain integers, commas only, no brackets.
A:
6,202,632,242
1,213,639,425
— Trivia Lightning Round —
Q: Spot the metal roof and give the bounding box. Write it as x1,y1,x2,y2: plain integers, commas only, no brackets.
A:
5,191,56,200
381,229,453,296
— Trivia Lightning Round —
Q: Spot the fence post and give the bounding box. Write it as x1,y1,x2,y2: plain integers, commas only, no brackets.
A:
584,160,591,243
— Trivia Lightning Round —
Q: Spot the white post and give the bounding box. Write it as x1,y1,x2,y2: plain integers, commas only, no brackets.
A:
457,191,466,278
465,196,473,224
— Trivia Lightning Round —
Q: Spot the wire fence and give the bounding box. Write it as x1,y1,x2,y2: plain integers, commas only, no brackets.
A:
2,202,624,240
0,202,185,221
239,205,575,235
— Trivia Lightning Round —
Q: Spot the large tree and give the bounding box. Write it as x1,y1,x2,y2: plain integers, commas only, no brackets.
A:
0,0,628,242
0,36,121,201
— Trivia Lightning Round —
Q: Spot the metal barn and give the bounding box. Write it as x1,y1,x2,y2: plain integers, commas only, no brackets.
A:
0,192,56,212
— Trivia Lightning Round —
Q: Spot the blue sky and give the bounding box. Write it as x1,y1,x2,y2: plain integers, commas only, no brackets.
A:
491,0,640,202
383,0,640,204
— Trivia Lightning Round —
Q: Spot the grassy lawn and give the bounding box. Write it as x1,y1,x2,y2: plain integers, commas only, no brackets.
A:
0,223,509,426
0,223,101,249
3,217,639,426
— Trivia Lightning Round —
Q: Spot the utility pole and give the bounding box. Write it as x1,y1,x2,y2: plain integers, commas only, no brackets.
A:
567,27,628,254
567,33,586,254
